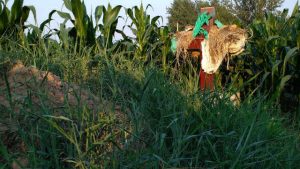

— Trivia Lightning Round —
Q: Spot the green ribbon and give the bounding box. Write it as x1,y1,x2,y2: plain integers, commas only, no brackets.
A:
214,19,224,28
192,12,211,39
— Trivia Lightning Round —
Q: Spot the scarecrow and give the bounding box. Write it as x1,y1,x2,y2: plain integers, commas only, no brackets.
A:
172,7,247,91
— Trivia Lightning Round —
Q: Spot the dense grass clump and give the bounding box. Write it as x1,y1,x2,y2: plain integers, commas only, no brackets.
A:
0,41,299,168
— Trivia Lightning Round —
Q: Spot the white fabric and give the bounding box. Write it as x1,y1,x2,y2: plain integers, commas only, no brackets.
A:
201,37,224,74
201,37,215,74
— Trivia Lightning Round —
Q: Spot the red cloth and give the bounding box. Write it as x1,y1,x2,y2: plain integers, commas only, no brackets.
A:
199,69,215,91
188,20,215,91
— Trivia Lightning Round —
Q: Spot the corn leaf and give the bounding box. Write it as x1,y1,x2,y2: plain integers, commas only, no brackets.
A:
0,7,9,33
103,5,122,28
95,5,104,25
282,47,298,76
291,2,299,17
71,0,87,38
39,10,56,31
21,6,30,24
126,8,137,26
25,5,37,24
151,16,161,26
272,75,292,101
56,10,72,21
10,0,23,23
63,0,72,11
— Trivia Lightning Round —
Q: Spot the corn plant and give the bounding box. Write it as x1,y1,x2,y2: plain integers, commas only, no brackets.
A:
95,4,122,51
222,3,300,112
43,0,95,48
0,0,36,44
158,26,172,72
126,4,162,61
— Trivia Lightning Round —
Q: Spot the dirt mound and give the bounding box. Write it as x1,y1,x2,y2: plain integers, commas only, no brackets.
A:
0,61,99,114
0,62,130,169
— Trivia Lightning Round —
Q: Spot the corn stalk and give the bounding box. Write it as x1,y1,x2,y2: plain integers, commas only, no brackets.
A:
0,0,36,45
126,4,162,61
222,3,300,109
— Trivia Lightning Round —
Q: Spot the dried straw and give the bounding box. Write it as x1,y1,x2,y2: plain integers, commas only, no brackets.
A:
209,25,247,66
173,24,247,71
201,24,247,73
175,31,193,58
173,25,195,65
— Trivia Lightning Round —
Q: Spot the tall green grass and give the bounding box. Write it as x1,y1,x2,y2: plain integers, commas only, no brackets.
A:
0,39,299,168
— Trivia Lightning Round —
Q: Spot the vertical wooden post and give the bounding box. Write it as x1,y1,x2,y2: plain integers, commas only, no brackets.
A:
199,7,216,91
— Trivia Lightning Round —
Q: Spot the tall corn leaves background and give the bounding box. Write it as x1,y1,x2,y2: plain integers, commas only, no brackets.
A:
0,0,300,168
222,4,300,115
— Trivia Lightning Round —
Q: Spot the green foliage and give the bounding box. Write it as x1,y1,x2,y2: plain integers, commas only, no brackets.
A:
167,0,239,32
167,0,199,31
95,4,122,49
221,3,300,113
0,0,36,43
167,0,285,30
126,4,163,61
229,0,284,25
210,0,242,25
1,42,299,168
54,0,96,46
158,26,172,72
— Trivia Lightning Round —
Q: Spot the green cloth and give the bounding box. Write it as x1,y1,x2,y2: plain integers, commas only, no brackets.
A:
214,19,224,28
192,12,211,39
171,37,177,53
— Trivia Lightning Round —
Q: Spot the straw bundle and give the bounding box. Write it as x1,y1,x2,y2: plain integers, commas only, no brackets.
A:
173,24,247,72
174,26,194,65
202,25,247,74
